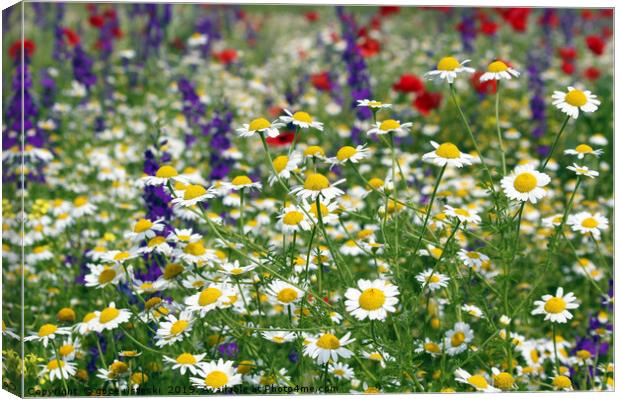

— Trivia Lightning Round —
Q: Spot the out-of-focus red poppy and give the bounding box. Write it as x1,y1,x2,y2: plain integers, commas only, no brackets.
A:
558,47,577,60
581,10,594,20
266,131,296,147
112,26,123,38
584,66,601,81
393,74,425,94
62,28,81,46
9,39,35,59
268,106,283,118
379,6,401,16
89,14,105,28
214,48,238,65
358,36,380,58
561,61,575,75
305,11,319,22
602,26,612,39
498,8,531,32
311,72,332,91
480,20,499,36
470,71,497,95
103,8,117,20
586,35,605,55
413,91,442,115
601,9,613,18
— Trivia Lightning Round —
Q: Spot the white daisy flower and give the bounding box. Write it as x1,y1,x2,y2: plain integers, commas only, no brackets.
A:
444,205,481,224
341,240,364,256
304,199,340,225
24,324,71,347
564,143,604,159
303,332,355,364
236,117,284,138
101,249,139,265
414,338,442,357
366,119,412,136
552,86,600,119
566,212,608,238
290,173,345,201
531,287,579,323
329,145,371,165
189,359,242,391
415,269,450,291
479,60,520,82
39,358,77,381
155,311,194,347
70,196,97,218
329,362,355,380
278,109,323,130
142,165,189,186
129,218,165,241
454,368,500,392
92,302,131,332
222,175,262,192
567,164,599,179
171,184,215,207
356,99,392,109
424,56,475,83
268,153,302,186
167,228,202,244
262,330,297,344
84,264,124,289
278,205,312,233
73,312,99,335
267,280,303,307
458,249,489,269
219,260,257,277
163,353,208,375
444,322,474,356
501,164,550,203
422,141,476,168
185,284,236,316
344,279,399,321
462,304,484,319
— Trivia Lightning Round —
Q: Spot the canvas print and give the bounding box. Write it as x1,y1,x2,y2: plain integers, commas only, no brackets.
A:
1,2,614,396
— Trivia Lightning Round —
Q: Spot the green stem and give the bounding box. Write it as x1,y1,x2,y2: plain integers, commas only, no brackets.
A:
542,115,570,169
51,340,70,395
412,164,446,255
495,80,507,176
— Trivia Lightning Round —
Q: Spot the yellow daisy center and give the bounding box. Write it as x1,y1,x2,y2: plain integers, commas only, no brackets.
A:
379,119,400,131
83,312,97,323
435,142,461,159
98,268,117,284
99,307,120,324
368,177,384,189
114,251,130,261
358,288,386,310
493,372,514,390
303,173,330,191
576,349,591,360
58,344,74,357
74,196,88,207
145,297,162,310
184,185,207,200
513,172,537,193
575,144,593,153
163,263,184,279
249,118,270,131
451,331,466,347
47,359,64,370
232,175,252,186
316,333,341,350
552,375,572,389
544,297,567,313
198,287,223,306
304,145,325,157
38,324,58,337
148,236,166,247
204,370,228,389
424,342,440,353
277,288,299,303
437,56,460,71
184,241,206,256
454,208,470,217
565,90,587,107
292,111,312,123
176,353,197,364
428,274,441,284
468,375,489,389
283,211,304,226
110,361,128,375
336,146,357,161
309,202,329,217
170,320,190,335
155,165,178,178
488,60,509,72
581,217,599,228
368,101,383,107
134,218,153,233
131,372,148,385
467,251,480,259
272,156,289,173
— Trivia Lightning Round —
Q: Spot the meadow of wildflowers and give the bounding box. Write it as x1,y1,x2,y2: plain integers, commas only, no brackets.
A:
1,3,614,396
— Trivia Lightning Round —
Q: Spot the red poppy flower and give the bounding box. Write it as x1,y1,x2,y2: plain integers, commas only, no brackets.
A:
470,71,497,95
392,74,425,94
561,61,575,75
499,8,531,32
558,47,577,60
358,36,380,58
413,91,442,116
112,26,123,39
8,39,35,59
585,35,605,56
311,72,332,91
89,14,105,28
62,28,81,46
584,66,600,81
379,6,401,16
480,20,499,36
103,8,117,20
214,48,238,65
305,11,319,22
266,131,295,147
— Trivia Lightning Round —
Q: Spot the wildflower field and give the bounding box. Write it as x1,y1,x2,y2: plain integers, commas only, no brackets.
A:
1,3,614,396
